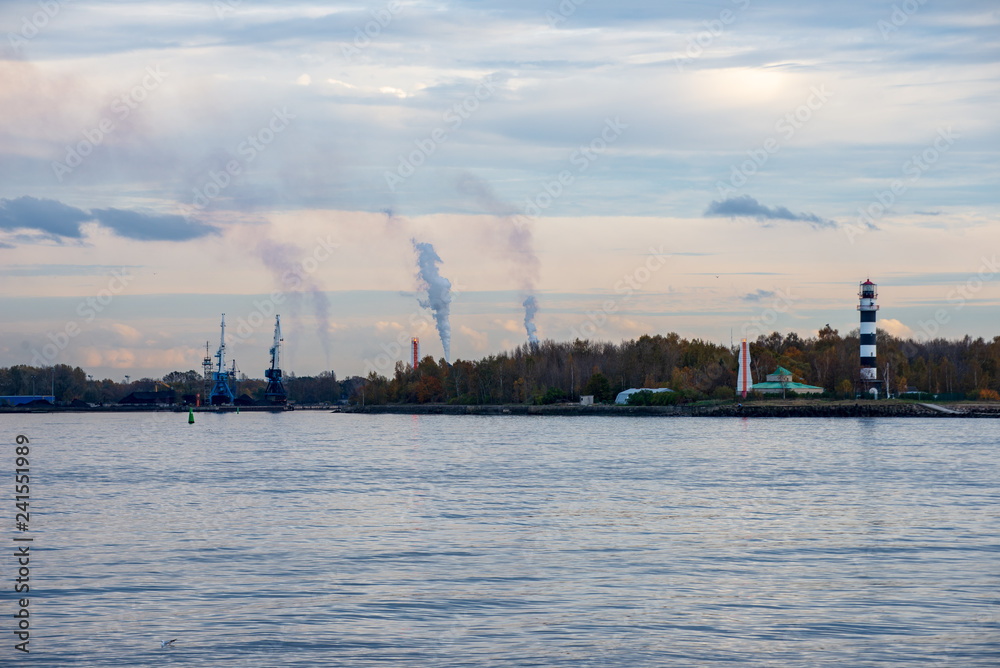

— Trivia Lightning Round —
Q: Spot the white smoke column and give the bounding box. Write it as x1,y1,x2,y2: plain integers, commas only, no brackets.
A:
412,239,452,362
257,238,332,368
456,173,541,343
523,295,539,346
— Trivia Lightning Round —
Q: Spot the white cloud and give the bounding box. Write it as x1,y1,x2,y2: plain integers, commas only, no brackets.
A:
880,318,915,339
460,325,489,351
110,323,143,343
496,319,523,334
378,86,408,99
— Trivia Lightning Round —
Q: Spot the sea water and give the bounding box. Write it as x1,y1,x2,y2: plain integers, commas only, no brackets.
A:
2,413,997,666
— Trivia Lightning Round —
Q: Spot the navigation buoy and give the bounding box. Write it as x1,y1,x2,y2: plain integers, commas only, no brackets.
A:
188,408,195,424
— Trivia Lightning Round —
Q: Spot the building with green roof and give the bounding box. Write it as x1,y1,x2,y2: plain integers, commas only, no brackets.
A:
751,366,824,395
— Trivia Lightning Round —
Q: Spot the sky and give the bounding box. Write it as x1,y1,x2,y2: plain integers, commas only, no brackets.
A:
1,0,998,381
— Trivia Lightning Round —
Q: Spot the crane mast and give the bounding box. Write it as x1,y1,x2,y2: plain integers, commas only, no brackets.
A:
271,315,282,371
264,315,287,405
209,314,236,405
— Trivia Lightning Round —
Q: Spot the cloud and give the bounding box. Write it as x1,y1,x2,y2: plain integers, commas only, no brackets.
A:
0,196,91,238
110,323,144,344
80,346,198,370
89,209,219,241
0,197,219,243
460,324,489,351
704,195,836,229
741,289,777,303
880,318,915,339
0,264,139,277
495,319,523,334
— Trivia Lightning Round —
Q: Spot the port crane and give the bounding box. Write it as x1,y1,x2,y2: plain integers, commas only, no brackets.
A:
264,315,287,405
209,314,236,405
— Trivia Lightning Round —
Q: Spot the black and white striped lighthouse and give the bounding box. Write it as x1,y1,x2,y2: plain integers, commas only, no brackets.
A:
858,279,878,384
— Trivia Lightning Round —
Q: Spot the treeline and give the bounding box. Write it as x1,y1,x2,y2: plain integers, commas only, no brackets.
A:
355,328,1000,405
0,365,344,405
3,327,1000,405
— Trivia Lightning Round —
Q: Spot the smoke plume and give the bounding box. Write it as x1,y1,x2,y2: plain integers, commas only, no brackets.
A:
257,238,332,368
412,239,452,362
522,295,539,346
456,173,541,343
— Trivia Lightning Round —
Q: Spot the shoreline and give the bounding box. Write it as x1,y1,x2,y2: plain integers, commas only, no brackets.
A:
4,402,999,417
342,402,999,418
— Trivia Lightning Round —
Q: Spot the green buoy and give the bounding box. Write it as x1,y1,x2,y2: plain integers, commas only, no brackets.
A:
188,408,195,424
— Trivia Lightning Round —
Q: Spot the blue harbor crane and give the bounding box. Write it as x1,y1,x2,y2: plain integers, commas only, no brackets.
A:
264,315,287,405
210,314,236,405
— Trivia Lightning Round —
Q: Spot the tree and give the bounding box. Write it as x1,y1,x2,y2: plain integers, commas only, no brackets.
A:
415,376,443,403
584,372,613,403
838,379,853,399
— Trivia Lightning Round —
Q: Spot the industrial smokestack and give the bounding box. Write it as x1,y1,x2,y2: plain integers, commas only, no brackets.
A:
522,295,539,347
412,239,452,363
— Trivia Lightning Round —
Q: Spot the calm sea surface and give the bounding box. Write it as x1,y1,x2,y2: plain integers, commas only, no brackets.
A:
2,413,998,666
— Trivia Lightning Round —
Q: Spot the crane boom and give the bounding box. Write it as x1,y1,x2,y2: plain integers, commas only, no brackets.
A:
209,314,236,405
264,314,287,405
270,315,282,371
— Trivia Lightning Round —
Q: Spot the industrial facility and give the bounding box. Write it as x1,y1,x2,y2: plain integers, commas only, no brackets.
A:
196,313,288,407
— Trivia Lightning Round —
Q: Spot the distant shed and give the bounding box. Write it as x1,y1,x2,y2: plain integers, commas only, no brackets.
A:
614,388,673,405
0,396,56,407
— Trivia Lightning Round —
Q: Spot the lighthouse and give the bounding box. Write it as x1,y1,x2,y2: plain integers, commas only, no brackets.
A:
858,279,879,392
